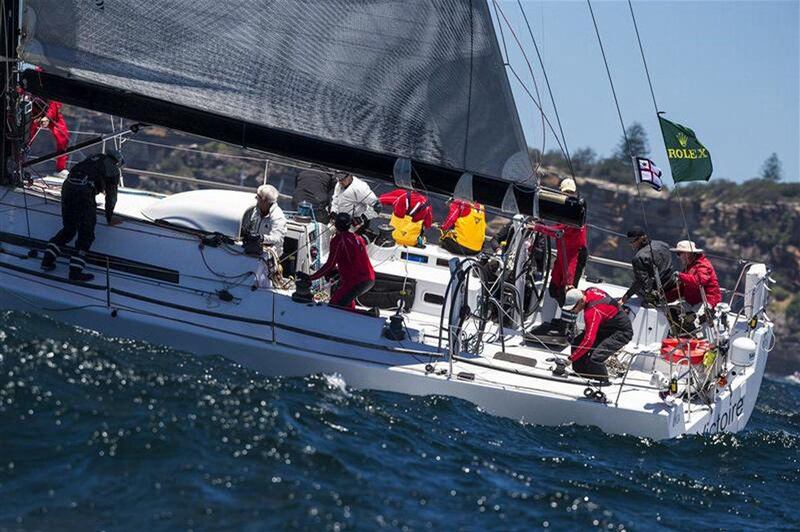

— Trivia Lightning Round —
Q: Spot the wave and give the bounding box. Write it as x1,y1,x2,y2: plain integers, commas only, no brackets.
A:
1,311,799,529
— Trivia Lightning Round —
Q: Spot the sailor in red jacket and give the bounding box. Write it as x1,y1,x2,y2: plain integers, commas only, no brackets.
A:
379,189,433,227
30,98,71,173
547,178,588,306
310,212,375,310
666,240,722,308
564,287,632,382
378,188,433,246
439,198,486,255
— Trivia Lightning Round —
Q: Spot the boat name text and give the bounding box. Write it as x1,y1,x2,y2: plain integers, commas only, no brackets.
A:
703,397,745,434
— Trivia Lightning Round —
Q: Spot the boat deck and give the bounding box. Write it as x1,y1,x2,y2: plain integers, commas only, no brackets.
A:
1,179,771,439
22,177,712,405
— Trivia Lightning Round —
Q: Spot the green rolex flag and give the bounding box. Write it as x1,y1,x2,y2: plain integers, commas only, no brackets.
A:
659,116,713,182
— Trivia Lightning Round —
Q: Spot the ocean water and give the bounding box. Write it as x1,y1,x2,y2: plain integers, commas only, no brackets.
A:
0,311,798,531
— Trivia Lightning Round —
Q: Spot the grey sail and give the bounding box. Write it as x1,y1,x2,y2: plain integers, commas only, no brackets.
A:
21,0,532,183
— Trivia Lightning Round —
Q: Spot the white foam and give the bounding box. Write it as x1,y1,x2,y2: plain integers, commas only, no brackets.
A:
323,373,350,396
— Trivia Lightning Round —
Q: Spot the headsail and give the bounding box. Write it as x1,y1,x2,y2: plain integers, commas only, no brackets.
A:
20,0,532,186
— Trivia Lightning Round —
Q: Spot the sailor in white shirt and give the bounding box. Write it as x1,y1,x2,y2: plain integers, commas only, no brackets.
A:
248,185,287,286
330,173,378,231
249,184,287,256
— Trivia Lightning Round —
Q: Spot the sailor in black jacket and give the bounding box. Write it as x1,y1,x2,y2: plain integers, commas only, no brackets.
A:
619,226,675,307
40,150,124,281
292,169,337,223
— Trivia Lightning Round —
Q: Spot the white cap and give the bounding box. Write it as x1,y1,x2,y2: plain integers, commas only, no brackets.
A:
670,240,703,253
559,178,576,193
256,184,279,202
563,288,584,311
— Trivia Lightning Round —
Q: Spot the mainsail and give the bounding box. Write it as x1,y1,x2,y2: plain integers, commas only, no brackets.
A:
20,0,532,187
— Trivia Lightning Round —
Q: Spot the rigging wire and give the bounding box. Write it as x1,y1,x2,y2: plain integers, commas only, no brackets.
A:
516,0,575,179
503,1,547,168
2,1,30,238
491,0,574,183
586,0,632,163
627,0,659,113
586,0,660,241
490,1,545,170
503,64,571,181
490,0,510,64
68,130,335,177
586,0,680,318
626,0,694,245
633,78,721,346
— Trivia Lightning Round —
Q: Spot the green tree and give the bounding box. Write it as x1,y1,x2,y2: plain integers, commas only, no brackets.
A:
592,156,629,184
529,147,569,171
571,147,597,176
613,122,650,163
760,152,782,182
542,149,568,169
787,294,800,327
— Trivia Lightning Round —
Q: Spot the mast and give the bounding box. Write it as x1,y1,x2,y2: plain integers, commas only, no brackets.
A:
0,0,20,185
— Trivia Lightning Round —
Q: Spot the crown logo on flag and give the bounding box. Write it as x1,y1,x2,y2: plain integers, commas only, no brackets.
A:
676,132,689,148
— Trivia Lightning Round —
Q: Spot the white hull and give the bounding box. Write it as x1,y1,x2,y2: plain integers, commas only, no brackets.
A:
0,186,773,440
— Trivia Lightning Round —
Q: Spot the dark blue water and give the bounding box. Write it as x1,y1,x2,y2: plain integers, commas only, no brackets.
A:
1,311,798,530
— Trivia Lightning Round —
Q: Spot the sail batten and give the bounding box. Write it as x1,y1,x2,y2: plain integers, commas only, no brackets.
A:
21,0,532,183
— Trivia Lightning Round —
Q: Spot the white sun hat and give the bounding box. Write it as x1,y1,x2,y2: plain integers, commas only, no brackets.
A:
559,178,577,193
670,240,703,253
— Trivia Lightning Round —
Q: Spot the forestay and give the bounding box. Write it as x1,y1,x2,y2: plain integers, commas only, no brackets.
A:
21,0,532,182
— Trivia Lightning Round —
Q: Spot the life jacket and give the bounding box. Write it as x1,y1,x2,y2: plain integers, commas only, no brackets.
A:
450,202,486,252
389,190,428,246
586,293,614,310
583,290,629,330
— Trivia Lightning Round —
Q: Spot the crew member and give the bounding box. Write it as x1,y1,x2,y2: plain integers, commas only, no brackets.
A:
490,216,526,255
33,100,70,174
40,150,124,281
667,240,722,308
292,168,336,223
379,188,433,247
23,82,70,174
439,198,486,256
547,178,588,306
246,185,288,288
329,173,378,234
310,212,375,310
565,287,633,383
618,226,675,307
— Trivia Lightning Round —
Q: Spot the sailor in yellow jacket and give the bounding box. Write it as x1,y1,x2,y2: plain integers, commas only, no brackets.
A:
439,198,486,255
378,189,434,247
